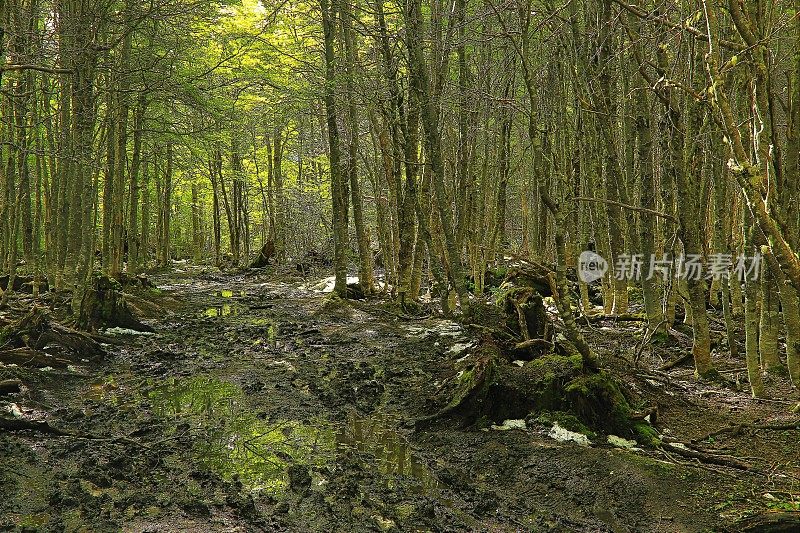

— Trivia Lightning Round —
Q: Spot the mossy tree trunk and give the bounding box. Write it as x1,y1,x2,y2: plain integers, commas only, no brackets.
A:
744,215,765,397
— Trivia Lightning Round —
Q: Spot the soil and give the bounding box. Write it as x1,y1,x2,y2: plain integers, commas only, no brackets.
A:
1,266,798,532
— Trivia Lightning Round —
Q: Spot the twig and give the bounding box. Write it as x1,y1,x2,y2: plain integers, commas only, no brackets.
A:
573,196,678,222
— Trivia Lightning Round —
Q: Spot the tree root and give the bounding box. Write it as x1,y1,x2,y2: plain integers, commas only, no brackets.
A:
513,338,554,352
694,420,800,443
660,439,752,471
0,305,106,366
415,344,500,429
731,511,800,532
582,313,647,323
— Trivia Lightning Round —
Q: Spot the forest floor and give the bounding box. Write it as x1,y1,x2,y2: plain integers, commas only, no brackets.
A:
1,265,799,532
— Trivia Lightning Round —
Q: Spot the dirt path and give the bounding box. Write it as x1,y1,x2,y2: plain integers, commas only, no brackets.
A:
1,270,798,531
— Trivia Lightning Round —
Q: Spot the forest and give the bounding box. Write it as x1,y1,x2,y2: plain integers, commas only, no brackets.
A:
1,0,800,530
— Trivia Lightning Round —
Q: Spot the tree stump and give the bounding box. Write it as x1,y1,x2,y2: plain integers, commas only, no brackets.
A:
250,240,276,268
424,267,657,444
76,274,154,332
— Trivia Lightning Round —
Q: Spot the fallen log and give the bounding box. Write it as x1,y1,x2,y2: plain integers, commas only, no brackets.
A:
0,347,71,368
658,352,692,371
751,420,800,430
731,511,800,532
513,338,554,352
583,313,648,324
0,379,22,395
0,414,72,436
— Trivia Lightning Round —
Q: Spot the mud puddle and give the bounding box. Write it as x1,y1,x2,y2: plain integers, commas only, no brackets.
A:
203,304,243,317
87,374,444,502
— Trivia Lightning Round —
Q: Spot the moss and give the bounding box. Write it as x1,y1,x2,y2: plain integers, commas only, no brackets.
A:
314,296,353,318
525,353,583,374
447,349,660,446
472,354,584,424
649,331,669,345
458,367,475,385
394,503,415,521
442,344,501,414
461,300,506,328
474,415,492,430
564,372,632,434
626,286,643,303
493,283,530,307
633,422,661,446
531,410,596,438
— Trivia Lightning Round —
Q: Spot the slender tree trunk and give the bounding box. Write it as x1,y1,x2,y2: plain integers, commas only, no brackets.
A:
127,94,145,274
405,0,468,311
339,0,373,292
634,79,663,331
594,0,628,314
759,259,783,373
272,129,285,262
160,143,173,266
744,214,765,397
140,158,151,267
321,0,349,296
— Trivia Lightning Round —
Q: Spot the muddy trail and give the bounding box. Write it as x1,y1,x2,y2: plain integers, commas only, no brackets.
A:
2,268,799,532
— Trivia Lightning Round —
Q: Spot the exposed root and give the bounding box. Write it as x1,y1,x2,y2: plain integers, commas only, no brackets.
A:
0,305,105,366
732,511,800,532
415,341,501,429
661,439,752,471
659,352,693,371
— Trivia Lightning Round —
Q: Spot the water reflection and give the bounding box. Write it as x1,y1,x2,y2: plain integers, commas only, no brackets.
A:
336,415,439,495
97,375,443,499
216,289,246,298
148,376,335,495
204,304,239,317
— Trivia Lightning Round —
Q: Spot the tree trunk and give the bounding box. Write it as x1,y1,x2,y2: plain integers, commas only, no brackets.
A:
339,0,373,293
320,0,349,296
404,0,468,311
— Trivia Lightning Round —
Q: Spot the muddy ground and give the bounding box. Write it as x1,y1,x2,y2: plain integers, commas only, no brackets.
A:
1,266,799,532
